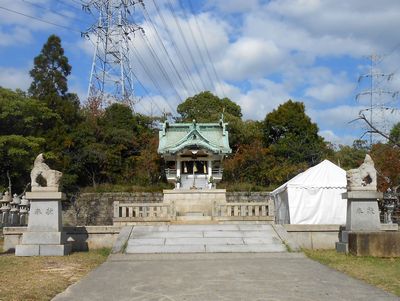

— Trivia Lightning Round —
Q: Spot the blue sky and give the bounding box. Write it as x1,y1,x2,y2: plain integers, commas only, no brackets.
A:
1,0,400,146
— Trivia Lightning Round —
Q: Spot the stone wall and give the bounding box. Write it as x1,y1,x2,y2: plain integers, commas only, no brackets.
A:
63,192,163,226
3,226,122,252
226,192,271,203
63,191,272,226
284,223,399,249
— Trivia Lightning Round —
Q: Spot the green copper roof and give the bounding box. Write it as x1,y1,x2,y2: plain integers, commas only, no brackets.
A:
158,120,232,155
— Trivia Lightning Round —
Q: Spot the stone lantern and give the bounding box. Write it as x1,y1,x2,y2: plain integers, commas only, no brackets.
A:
19,196,30,226
9,194,21,225
0,192,11,226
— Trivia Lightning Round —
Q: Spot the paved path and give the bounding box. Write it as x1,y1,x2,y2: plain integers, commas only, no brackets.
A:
53,252,399,301
126,224,287,253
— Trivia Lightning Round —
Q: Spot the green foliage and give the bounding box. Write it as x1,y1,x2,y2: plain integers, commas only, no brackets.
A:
370,143,400,192
0,87,59,192
389,122,400,145
177,91,257,149
0,135,45,192
29,35,71,102
331,140,368,170
177,91,242,122
263,100,329,166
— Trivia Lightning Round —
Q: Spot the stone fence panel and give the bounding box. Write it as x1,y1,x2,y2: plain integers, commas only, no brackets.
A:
63,192,271,226
63,192,163,226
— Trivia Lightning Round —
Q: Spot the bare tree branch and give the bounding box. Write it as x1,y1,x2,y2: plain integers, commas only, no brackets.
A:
351,113,400,148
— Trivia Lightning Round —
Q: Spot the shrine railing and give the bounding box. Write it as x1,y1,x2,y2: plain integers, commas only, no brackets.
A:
165,168,177,179
213,200,274,221
113,201,176,225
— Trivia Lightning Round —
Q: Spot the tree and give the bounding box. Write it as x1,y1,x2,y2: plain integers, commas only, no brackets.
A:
332,140,368,170
263,100,329,166
177,91,242,122
28,34,80,127
370,143,400,192
29,35,71,105
0,87,59,193
177,91,252,149
389,122,400,145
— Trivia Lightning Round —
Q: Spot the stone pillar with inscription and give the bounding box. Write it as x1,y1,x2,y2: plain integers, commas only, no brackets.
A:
336,154,383,253
15,154,71,256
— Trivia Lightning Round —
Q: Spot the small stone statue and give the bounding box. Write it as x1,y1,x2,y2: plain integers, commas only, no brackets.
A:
30,153,63,192
346,154,377,191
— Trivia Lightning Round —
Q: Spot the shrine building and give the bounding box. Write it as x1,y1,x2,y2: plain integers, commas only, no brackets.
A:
158,118,231,190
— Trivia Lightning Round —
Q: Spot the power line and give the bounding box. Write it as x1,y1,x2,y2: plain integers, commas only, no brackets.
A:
165,0,208,92
140,2,191,98
54,0,84,13
150,0,199,94
138,32,182,112
20,0,91,27
0,5,82,33
131,43,177,115
187,0,226,98
132,72,165,116
177,0,214,91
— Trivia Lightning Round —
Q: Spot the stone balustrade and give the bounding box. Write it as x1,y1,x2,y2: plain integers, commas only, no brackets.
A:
213,200,274,222
113,201,176,225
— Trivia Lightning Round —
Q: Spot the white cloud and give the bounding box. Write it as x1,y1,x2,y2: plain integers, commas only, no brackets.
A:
218,38,285,81
319,130,357,146
206,0,261,13
0,67,31,90
305,81,355,103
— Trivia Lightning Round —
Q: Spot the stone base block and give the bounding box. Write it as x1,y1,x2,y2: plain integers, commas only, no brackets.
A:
40,244,71,256
22,232,66,245
348,232,400,257
15,244,40,256
335,242,348,253
15,243,71,256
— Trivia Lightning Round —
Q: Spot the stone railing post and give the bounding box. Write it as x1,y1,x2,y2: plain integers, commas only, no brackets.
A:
268,198,275,218
113,201,120,218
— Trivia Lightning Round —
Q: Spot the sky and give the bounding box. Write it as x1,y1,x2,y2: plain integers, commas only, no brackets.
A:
1,0,400,146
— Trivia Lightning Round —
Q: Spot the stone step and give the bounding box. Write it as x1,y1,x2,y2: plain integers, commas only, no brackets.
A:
125,224,287,254
125,244,286,254
175,216,212,222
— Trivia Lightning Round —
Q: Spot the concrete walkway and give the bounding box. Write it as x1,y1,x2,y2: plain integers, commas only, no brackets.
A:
53,252,399,301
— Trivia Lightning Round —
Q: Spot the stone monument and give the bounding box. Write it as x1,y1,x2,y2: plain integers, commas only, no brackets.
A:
336,154,383,253
335,154,400,256
15,154,71,256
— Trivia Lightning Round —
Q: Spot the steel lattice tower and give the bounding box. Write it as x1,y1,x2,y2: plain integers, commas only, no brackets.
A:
83,0,143,109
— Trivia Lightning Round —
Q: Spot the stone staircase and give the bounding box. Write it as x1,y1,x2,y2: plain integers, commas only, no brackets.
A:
180,175,208,189
125,224,287,254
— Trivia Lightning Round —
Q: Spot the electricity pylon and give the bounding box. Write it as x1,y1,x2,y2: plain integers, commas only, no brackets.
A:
82,0,143,110
356,54,399,146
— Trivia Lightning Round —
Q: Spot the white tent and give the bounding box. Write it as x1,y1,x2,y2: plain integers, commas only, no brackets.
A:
271,160,347,224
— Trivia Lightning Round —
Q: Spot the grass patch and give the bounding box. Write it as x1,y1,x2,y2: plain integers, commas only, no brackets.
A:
0,249,110,301
304,249,400,296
